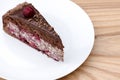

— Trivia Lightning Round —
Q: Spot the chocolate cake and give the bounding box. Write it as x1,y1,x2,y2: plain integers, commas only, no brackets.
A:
2,2,64,61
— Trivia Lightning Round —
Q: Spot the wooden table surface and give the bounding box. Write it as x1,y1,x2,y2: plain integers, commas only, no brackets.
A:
59,0,120,80
1,0,120,80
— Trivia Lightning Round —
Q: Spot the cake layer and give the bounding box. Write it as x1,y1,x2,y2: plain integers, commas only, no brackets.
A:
3,2,64,61
5,22,63,61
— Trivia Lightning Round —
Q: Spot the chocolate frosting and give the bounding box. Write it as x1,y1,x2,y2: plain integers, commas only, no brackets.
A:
3,2,64,50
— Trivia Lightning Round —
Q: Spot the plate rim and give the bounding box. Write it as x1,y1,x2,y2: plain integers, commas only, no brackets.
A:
0,0,95,79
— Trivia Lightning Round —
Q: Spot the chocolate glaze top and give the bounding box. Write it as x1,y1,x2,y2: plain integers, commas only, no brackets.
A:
12,3,58,37
3,2,64,50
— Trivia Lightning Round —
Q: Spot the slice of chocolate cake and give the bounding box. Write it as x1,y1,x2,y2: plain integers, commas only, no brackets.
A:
2,2,64,61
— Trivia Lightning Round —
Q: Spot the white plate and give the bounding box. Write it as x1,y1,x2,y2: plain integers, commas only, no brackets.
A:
0,0,94,80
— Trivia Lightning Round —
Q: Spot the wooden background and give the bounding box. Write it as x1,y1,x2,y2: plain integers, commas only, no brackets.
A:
1,0,120,80
59,0,120,80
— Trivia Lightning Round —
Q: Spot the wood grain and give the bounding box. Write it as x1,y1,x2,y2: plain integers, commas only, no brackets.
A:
1,0,120,80
58,0,120,80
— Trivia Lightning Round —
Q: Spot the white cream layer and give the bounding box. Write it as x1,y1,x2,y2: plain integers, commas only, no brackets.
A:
7,22,63,61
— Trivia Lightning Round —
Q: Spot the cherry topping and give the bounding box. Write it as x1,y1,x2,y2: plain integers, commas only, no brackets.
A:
23,6,35,18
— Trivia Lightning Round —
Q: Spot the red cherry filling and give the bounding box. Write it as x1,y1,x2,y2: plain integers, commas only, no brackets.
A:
23,6,35,18
34,33,40,40
42,50,49,54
